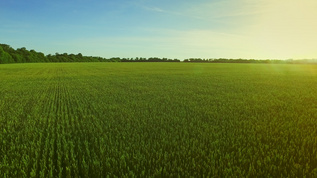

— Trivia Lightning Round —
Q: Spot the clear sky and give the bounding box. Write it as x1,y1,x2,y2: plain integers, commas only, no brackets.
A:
1,0,317,59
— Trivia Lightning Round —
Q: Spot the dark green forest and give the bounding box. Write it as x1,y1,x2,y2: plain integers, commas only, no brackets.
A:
1,43,316,64
0,44,180,63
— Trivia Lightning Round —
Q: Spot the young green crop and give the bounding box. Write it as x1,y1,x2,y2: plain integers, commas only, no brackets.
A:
1,63,317,177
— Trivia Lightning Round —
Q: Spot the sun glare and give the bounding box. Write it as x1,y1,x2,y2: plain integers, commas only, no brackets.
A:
254,0,317,59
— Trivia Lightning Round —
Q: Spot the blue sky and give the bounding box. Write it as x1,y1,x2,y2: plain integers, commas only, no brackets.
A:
1,0,317,59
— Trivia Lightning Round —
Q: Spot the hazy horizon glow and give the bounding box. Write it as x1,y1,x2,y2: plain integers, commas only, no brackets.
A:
1,0,316,59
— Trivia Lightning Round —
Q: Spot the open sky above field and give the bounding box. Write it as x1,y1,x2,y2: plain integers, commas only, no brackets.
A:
1,0,317,60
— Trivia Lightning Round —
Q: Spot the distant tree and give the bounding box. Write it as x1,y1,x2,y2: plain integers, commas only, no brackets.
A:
0,46,14,64
16,47,31,63
110,57,120,62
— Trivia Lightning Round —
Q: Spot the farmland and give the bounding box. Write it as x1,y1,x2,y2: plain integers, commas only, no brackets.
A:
1,63,317,177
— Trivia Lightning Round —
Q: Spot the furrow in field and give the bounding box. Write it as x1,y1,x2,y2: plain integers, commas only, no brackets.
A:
62,88,80,177
38,67,60,178
62,76,106,177
52,67,64,177
67,85,89,176
35,69,58,178
27,69,54,178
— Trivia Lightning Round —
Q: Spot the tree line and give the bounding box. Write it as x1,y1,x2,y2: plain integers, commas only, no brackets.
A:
0,44,180,64
184,58,317,64
1,43,316,64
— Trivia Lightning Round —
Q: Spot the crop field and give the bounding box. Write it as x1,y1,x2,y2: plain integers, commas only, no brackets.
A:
1,63,317,177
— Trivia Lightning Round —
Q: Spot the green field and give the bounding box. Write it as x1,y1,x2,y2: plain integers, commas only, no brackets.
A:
1,63,317,177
